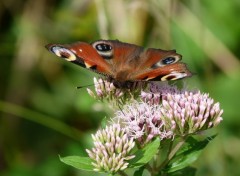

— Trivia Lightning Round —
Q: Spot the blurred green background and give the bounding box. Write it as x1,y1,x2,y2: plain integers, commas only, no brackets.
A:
0,0,240,175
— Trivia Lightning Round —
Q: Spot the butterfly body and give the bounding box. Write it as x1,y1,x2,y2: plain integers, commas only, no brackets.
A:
46,40,192,88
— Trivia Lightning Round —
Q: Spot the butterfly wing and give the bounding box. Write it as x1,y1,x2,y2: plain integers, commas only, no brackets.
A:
89,40,192,81
131,48,192,81
46,42,113,76
134,63,192,81
46,40,192,82
90,40,145,79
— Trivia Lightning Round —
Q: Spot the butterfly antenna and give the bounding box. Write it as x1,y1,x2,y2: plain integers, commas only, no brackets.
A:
117,103,126,116
76,83,94,89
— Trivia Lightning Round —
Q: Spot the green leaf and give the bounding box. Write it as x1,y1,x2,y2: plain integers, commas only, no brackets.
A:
59,155,94,171
167,167,197,176
165,135,216,173
176,135,217,157
129,138,160,168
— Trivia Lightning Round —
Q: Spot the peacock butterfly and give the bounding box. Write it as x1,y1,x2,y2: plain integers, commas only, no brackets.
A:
45,40,192,88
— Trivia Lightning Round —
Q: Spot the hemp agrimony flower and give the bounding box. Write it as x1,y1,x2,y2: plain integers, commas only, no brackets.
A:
116,83,223,141
61,80,223,176
160,90,223,136
115,101,173,145
87,77,146,107
141,82,180,104
86,124,135,174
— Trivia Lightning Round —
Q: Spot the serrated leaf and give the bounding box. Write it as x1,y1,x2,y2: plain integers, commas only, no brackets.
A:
129,138,160,168
59,155,94,171
165,135,216,173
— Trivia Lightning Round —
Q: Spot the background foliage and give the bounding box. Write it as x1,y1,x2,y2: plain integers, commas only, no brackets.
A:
0,0,240,175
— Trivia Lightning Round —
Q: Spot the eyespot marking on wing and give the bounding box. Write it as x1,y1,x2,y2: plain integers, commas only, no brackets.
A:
151,55,181,69
50,46,77,61
161,72,188,81
92,41,113,59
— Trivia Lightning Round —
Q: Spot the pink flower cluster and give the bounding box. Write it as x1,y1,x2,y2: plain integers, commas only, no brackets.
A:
160,90,223,135
114,83,223,144
86,80,223,171
115,102,173,144
86,124,135,173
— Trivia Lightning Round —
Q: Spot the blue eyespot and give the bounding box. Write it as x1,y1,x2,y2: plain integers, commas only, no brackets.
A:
92,41,113,59
162,57,176,65
151,56,180,69
95,44,112,52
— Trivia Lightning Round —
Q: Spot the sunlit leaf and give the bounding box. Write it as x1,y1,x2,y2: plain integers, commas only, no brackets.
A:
129,138,160,168
164,135,216,173
59,155,94,171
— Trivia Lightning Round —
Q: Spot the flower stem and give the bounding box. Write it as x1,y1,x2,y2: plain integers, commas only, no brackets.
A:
166,140,174,158
145,163,153,173
157,136,187,171
153,150,159,171
118,171,128,176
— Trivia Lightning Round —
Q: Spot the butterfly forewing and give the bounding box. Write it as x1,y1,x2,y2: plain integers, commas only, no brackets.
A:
46,42,113,76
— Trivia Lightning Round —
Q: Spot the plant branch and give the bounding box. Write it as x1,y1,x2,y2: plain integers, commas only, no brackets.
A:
118,170,128,176
166,140,174,157
157,136,187,171
145,163,153,174
152,149,159,171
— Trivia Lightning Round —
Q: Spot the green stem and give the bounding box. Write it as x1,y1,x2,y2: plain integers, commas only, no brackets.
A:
0,100,83,140
153,148,160,172
167,140,174,157
118,171,128,176
157,136,187,171
145,163,153,174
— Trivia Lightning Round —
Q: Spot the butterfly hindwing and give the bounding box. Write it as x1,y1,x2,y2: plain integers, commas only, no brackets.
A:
134,63,191,81
132,48,192,81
